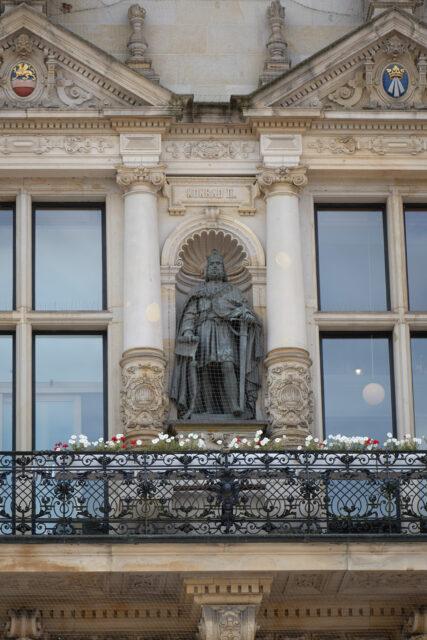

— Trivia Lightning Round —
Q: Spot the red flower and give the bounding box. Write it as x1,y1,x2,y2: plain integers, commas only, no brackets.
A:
62,444,68,448
130,440,137,445
318,442,323,447
111,436,117,442
365,438,372,444
121,437,125,441
237,439,242,443
373,440,380,445
122,445,127,449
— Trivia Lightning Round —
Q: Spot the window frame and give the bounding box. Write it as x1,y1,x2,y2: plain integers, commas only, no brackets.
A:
31,330,108,449
31,202,107,312
0,331,16,451
315,204,391,312
319,331,397,440
403,204,427,312
0,202,16,311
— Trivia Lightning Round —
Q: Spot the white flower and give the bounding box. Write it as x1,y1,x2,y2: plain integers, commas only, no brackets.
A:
136,440,142,445
261,438,269,446
387,432,393,438
151,438,159,444
179,441,185,447
116,434,124,438
255,430,263,436
274,438,281,443
216,440,223,445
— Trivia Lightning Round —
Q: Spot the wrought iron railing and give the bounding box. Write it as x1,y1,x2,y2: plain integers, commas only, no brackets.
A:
1,450,427,539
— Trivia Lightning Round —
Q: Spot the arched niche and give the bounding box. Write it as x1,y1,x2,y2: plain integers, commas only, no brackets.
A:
160,212,266,383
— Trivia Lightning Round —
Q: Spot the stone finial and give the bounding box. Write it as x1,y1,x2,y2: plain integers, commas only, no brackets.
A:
1,0,47,14
259,0,290,87
5,609,42,640
126,3,159,84
365,0,423,20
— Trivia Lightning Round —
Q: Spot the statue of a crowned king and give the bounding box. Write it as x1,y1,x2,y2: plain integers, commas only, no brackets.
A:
171,250,263,420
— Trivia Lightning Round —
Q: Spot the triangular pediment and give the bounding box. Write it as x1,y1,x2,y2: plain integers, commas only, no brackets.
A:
251,8,427,110
0,4,173,110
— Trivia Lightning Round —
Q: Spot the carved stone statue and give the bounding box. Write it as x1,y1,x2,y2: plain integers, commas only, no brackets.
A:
171,250,263,420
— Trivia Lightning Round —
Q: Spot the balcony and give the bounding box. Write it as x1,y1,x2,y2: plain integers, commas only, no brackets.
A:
1,449,427,540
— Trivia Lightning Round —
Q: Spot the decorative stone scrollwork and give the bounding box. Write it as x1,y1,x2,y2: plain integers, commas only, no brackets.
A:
257,165,308,197
116,164,168,194
265,351,313,445
327,71,364,108
199,605,258,640
120,350,168,440
5,609,43,640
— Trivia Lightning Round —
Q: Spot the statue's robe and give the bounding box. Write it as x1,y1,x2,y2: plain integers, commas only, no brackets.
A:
170,280,263,418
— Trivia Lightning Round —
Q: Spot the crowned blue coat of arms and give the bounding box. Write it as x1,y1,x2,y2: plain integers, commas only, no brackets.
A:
382,63,409,98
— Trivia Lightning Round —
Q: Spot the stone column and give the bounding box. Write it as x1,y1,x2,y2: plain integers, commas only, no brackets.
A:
116,165,168,443
257,165,313,446
406,607,427,640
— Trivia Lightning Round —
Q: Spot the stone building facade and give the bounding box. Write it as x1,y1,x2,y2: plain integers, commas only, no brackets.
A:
0,1,427,639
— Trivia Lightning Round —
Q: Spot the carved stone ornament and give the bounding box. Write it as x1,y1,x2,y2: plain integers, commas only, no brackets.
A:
120,352,168,439
116,164,167,194
259,0,290,86
265,356,313,444
257,165,308,197
198,605,258,640
5,609,43,640
126,3,159,83
308,137,358,154
13,34,33,57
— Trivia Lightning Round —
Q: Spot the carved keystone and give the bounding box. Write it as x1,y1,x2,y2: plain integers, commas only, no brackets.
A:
199,605,258,640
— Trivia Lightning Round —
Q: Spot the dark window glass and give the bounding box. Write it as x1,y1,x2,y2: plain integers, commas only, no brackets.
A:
34,207,104,310
411,336,427,439
316,208,388,311
321,335,394,441
34,334,105,449
0,208,13,310
405,209,427,310
0,335,13,450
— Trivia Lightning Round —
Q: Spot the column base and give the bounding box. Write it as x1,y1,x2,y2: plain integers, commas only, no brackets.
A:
120,348,168,444
265,348,313,447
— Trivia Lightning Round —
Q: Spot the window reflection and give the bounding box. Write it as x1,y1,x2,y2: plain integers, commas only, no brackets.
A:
34,207,104,310
0,208,13,310
0,336,13,450
34,335,105,449
316,208,388,311
321,335,394,441
411,336,427,439
405,209,427,310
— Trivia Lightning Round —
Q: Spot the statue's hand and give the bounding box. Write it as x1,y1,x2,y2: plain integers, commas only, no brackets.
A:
231,307,257,324
181,331,198,343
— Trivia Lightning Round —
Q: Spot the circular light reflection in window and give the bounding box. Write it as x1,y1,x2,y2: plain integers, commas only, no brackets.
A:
362,382,385,406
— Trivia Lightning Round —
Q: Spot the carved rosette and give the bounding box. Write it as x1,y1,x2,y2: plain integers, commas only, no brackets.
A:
120,350,168,441
116,164,167,194
257,165,308,197
265,351,313,446
199,605,258,640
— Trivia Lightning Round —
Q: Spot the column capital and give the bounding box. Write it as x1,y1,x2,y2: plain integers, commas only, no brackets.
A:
256,165,308,197
116,164,167,195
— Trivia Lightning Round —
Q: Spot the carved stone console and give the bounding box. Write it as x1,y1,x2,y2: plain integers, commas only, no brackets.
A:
5,609,43,640
199,605,258,640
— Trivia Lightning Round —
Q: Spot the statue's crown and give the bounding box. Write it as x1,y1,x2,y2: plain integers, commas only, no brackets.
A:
207,249,224,263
